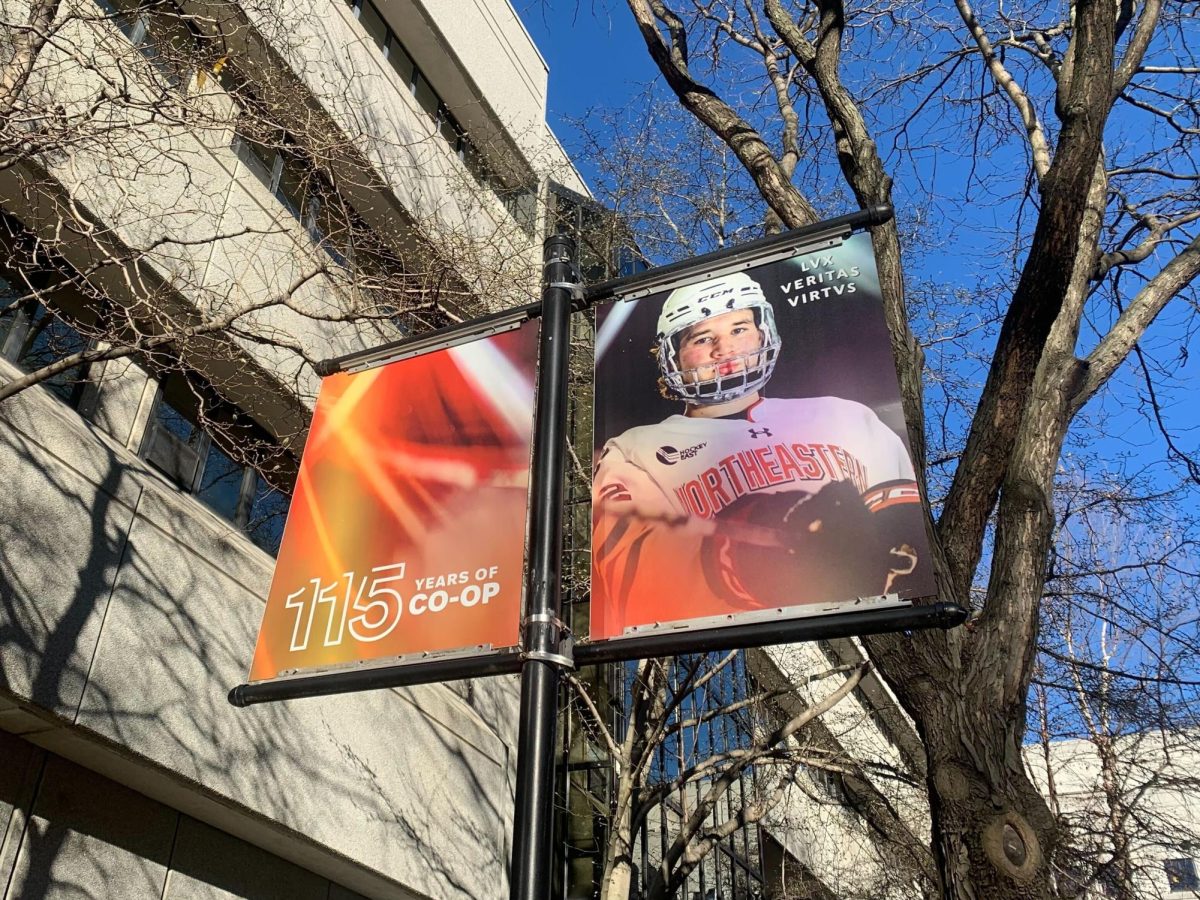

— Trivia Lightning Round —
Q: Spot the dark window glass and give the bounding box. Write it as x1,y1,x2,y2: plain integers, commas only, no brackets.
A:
0,278,23,350
551,191,580,236
498,187,537,236
144,397,204,489
302,195,324,244
617,245,648,278
1166,858,1199,891
92,0,194,87
462,139,488,183
117,10,150,46
141,373,297,549
214,59,250,97
357,0,388,49
439,109,461,149
155,398,201,446
301,193,352,266
92,0,151,48
8,301,89,405
386,36,414,86
323,238,351,269
246,476,290,555
413,72,438,121
273,163,305,219
197,442,247,521
143,9,197,88
579,205,610,281
233,134,277,190
233,131,359,263
154,377,205,444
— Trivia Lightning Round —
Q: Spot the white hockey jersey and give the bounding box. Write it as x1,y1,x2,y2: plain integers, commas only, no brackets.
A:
589,396,922,640
594,396,916,522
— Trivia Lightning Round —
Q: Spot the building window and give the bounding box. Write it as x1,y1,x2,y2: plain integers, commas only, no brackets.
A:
496,186,537,237
231,130,353,267
0,280,91,407
141,373,293,555
548,184,645,281
384,35,415,88
354,0,388,50
412,72,439,122
231,129,280,190
1166,858,1199,892
340,0,503,201
92,0,199,88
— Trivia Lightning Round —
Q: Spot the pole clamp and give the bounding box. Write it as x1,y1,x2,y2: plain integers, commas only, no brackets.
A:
547,280,585,302
524,612,569,630
522,648,575,668
520,613,575,669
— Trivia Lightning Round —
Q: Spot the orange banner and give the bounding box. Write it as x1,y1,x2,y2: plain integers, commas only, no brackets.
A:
249,323,537,682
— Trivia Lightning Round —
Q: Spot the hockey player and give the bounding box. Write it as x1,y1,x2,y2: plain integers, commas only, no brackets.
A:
591,271,931,640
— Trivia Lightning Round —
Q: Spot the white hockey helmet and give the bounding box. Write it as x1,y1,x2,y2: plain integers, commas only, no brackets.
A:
655,271,781,404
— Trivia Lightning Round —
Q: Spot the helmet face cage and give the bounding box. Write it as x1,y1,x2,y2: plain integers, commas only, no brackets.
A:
655,273,782,405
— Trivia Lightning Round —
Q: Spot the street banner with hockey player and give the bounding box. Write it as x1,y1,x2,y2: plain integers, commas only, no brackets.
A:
590,230,936,642
248,321,538,682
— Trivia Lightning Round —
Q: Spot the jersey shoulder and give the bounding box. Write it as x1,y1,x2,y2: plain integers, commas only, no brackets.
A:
759,395,876,418
601,416,700,453
755,396,885,432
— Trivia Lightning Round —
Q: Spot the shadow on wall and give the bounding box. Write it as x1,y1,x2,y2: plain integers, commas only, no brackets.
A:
0,394,512,899
0,730,366,898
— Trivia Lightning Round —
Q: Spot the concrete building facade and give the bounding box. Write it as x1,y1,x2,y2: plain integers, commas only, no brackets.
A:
1026,732,1200,900
0,0,585,894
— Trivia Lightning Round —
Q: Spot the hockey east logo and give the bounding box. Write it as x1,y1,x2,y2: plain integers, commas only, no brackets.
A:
656,442,708,466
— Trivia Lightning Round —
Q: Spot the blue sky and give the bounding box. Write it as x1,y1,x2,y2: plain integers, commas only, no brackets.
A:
516,2,656,189
511,2,1200,721
516,0,1198,467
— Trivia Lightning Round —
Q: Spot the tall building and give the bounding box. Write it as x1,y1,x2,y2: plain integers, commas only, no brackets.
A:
0,0,586,895
1026,732,1200,900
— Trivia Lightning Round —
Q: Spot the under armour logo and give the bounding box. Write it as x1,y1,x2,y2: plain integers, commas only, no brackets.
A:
748,427,773,439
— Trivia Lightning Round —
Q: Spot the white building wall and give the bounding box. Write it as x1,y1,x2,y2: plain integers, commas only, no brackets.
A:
1026,734,1200,900
0,0,585,895
3,0,586,417
751,641,932,899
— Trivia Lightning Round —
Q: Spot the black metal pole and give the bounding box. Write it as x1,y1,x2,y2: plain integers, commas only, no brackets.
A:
509,231,575,900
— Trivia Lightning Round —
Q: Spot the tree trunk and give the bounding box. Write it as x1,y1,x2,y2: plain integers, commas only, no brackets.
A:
0,0,62,119
921,700,1059,900
601,852,634,900
600,765,639,900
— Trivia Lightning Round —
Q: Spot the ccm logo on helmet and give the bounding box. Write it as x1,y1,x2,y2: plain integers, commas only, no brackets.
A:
656,442,708,465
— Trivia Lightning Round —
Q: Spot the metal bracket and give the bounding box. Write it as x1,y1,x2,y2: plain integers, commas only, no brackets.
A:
524,612,570,632
547,280,585,302
616,233,848,302
521,648,576,668
520,613,576,669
